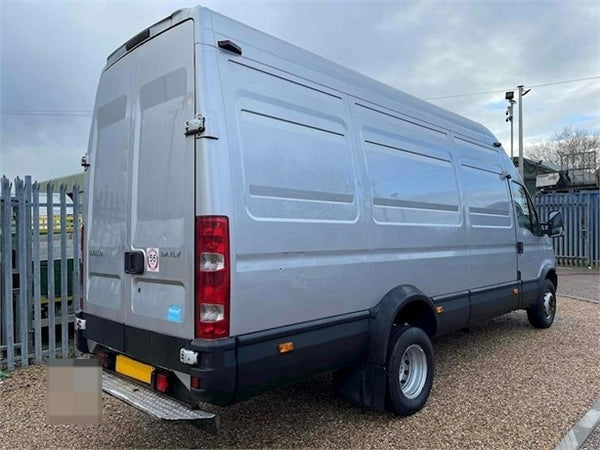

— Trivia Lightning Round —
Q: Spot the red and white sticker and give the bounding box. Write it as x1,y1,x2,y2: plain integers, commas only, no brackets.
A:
146,247,160,272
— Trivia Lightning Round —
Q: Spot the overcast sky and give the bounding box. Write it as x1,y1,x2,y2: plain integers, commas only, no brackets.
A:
1,0,598,182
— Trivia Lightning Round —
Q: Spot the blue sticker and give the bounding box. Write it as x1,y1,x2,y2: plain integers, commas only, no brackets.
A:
167,305,182,323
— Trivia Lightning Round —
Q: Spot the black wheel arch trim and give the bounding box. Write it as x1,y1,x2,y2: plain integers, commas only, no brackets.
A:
367,285,437,367
540,264,558,292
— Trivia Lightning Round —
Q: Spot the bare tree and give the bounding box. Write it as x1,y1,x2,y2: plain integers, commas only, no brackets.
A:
528,126,600,169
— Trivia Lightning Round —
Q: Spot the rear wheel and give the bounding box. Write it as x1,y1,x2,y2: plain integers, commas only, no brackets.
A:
527,279,556,329
386,325,434,416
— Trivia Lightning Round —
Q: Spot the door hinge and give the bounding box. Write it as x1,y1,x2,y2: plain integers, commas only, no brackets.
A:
517,241,524,254
184,114,205,136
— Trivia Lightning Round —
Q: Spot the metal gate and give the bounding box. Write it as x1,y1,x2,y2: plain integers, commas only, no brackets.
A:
536,191,600,267
1,176,81,370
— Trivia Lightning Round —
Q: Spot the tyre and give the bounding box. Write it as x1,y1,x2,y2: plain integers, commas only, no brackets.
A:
527,279,556,329
386,325,434,416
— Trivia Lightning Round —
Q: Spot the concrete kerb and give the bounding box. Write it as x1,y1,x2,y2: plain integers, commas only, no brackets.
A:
555,400,600,450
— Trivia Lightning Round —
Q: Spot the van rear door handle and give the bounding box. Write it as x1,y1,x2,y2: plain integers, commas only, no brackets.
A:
124,251,145,274
517,242,524,254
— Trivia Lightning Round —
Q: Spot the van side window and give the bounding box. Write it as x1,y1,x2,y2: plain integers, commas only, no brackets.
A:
511,181,539,234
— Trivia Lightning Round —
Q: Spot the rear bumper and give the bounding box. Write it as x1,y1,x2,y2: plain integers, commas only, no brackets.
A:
187,337,236,405
76,312,237,405
76,310,370,407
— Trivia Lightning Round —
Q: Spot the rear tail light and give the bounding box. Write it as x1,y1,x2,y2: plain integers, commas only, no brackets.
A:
195,216,230,339
80,224,85,310
95,350,114,370
191,376,201,389
154,372,170,394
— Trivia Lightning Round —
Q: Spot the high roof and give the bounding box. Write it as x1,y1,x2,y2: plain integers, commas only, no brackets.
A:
201,6,494,141
105,5,497,145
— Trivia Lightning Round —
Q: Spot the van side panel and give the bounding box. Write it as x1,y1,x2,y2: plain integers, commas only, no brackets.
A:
352,102,469,305
233,62,356,222
216,53,370,335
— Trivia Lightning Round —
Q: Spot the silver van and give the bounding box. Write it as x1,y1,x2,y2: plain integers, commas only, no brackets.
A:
76,5,564,427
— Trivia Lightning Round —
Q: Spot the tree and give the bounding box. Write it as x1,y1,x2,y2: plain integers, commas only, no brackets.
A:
527,126,599,170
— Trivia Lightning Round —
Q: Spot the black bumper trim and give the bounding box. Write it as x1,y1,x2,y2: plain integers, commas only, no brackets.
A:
77,312,191,373
77,310,371,407
236,310,370,345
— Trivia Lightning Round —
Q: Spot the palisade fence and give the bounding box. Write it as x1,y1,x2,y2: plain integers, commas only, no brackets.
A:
536,191,600,268
1,176,81,370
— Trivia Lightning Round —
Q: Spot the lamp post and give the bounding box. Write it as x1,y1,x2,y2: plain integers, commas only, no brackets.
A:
517,85,531,181
505,91,516,160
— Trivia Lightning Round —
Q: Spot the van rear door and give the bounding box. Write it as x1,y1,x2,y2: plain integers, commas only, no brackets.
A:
86,21,196,340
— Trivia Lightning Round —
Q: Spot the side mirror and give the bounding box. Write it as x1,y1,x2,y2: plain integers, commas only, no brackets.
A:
546,210,564,237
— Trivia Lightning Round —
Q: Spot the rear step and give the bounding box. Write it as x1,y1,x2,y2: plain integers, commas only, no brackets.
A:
102,370,220,434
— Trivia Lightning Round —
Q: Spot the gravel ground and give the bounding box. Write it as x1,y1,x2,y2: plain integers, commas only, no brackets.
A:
1,296,599,449
556,270,600,449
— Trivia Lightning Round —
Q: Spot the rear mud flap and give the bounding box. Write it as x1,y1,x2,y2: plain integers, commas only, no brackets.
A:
333,363,387,412
102,370,220,434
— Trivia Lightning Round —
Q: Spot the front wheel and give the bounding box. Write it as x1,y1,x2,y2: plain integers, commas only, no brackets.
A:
527,279,557,328
386,326,434,416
